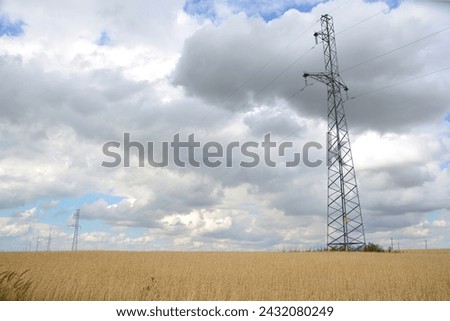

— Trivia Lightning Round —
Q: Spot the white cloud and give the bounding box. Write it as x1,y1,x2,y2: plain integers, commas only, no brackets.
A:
431,220,448,228
353,130,448,171
19,207,36,219
0,218,30,237
159,209,233,237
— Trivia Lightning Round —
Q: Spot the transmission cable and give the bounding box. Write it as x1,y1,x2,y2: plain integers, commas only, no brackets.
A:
341,26,450,73
190,20,319,128
228,83,315,143
188,104,311,195
152,84,312,197
200,43,318,140
350,65,450,99
336,7,389,35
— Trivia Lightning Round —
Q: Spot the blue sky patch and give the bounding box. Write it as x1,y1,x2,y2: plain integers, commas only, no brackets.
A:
427,212,439,223
440,160,450,170
184,0,328,23
184,0,218,22
96,31,111,46
0,13,25,37
445,110,450,139
445,110,450,123
0,193,124,225
365,0,401,10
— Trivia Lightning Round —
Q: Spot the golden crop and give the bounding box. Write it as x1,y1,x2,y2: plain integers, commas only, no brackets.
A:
1,250,449,300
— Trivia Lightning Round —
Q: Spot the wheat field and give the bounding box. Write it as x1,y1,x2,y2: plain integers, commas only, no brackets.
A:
1,250,449,300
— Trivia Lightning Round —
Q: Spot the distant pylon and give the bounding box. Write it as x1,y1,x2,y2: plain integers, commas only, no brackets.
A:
35,234,40,252
304,14,366,251
69,209,81,251
46,227,52,251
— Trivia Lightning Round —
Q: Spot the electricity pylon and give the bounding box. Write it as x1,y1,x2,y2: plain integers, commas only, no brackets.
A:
69,209,81,251
304,14,366,251
46,227,52,251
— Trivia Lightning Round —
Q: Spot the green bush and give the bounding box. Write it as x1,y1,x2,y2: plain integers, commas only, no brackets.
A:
363,242,385,252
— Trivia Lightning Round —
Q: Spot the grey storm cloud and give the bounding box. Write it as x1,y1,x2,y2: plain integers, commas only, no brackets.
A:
172,2,450,133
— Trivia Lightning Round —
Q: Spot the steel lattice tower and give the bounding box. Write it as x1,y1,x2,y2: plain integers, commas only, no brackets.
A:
46,227,52,252
304,14,366,251
70,209,81,251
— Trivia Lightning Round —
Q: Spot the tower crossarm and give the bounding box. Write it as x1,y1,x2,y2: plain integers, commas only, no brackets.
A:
303,72,348,91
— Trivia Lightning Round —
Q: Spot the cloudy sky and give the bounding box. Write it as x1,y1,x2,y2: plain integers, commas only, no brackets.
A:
0,0,449,251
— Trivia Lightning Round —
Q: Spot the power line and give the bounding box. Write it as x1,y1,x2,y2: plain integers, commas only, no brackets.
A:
327,1,347,15
198,4,405,142
144,42,320,201
152,83,311,197
351,65,450,99
336,7,389,35
148,44,319,186
230,21,319,91
190,20,320,129
196,6,393,136
227,83,314,144
145,6,391,150
137,19,320,160
250,45,317,102
159,7,396,197
202,43,318,139
146,45,318,198
134,8,410,216
186,91,309,194
341,26,450,73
